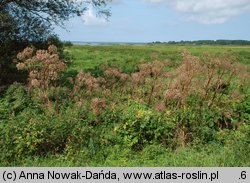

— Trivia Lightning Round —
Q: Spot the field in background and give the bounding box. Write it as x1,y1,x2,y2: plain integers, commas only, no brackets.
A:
67,45,250,72
0,45,249,166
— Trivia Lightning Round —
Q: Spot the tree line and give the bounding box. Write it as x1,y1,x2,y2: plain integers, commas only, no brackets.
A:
150,40,250,46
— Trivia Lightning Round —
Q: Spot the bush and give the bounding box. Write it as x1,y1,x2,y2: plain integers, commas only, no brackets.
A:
114,102,176,150
0,83,30,119
63,41,73,47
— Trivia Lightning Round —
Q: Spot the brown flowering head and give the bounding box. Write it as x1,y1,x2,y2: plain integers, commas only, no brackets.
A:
234,63,249,80
138,63,151,76
145,78,152,85
154,81,164,93
48,44,58,54
75,72,99,92
217,59,234,72
152,61,164,77
48,70,58,81
17,47,34,61
91,98,106,116
29,70,38,79
240,72,249,81
35,50,50,61
165,81,182,102
180,50,200,72
16,63,26,70
131,72,142,85
154,102,166,112
103,89,112,98
30,79,40,87
104,68,122,78
67,77,74,84
46,54,60,64
164,71,176,78
76,99,86,109
120,73,130,82
97,77,106,85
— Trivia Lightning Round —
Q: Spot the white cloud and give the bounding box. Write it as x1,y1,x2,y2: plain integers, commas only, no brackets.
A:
144,0,250,24
82,7,107,26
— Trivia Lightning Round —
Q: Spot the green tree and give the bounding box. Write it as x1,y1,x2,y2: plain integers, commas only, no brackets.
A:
0,0,111,87
0,0,111,42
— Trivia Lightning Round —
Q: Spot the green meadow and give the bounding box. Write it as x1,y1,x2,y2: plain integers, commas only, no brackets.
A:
67,45,250,72
0,45,249,166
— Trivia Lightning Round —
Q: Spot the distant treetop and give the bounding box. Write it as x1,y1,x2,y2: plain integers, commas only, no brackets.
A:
150,40,250,46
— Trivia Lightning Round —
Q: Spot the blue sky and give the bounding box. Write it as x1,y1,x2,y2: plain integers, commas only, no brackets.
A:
55,0,250,42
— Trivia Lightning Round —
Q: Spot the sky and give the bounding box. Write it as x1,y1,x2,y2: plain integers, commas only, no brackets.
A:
55,0,250,42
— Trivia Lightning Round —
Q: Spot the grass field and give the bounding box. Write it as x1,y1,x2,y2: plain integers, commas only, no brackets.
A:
66,45,250,72
0,45,249,166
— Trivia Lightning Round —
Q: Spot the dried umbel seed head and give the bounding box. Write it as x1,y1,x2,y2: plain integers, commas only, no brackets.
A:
17,47,33,61
15,45,67,99
180,50,201,73
163,60,172,67
240,72,249,81
131,72,142,85
91,98,106,108
165,87,181,101
152,61,164,77
48,44,58,54
91,98,106,116
75,72,84,86
91,98,99,107
30,79,40,87
103,89,112,98
76,99,86,108
216,59,234,72
234,63,249,80
169,79,180,90
35,50,50,61
47,54,60,64
96,77,106,85
120,73,130,82
145,78,152,85
48,70,58,81
230,91,244,101
191,79,205,96
67,77,74,84
104,68,121,78
154,102,166,112
164,71,175,78
154,82,164,93
58,62,67,70
138,63,151,76
74,72,99,92
29,70,38,79
16,63,26,70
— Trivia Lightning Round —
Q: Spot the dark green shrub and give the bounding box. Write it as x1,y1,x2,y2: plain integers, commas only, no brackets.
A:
235,88,250,123
115,102,176,150
63,41,73,47
0,83,29,119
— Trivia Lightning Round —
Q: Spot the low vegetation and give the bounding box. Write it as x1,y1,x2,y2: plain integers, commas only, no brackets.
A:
0,45,249,166
151,40,250,46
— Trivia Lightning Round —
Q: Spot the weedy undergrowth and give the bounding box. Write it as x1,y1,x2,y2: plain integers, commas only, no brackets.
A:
0,46,249,165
